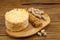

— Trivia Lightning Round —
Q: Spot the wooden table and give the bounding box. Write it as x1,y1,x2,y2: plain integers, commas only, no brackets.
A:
0,0,60,40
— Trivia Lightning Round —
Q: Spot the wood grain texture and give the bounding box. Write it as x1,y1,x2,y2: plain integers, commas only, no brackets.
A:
0,0,60,4
0,1,60,40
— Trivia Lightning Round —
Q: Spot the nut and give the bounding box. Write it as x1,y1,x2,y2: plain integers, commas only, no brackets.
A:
41,15,47,21
28,8,45,19
42,32,47,36
41,29,47,36
28,7,34,12
37,32,42,36
41,29,45,33
37,29,47,36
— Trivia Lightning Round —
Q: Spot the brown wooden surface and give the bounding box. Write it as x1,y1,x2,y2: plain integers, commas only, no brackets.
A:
0,0,60,4
0,0,60,40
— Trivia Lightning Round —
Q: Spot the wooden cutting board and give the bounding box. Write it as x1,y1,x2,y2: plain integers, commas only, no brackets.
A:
6,13,50,38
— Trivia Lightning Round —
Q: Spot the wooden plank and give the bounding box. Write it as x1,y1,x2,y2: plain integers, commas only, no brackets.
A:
0,30,60,40
0,0,60,4
0,5,60,15
0,3,60,8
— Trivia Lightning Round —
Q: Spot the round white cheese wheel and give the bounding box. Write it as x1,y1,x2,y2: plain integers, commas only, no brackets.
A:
5,8,29,31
